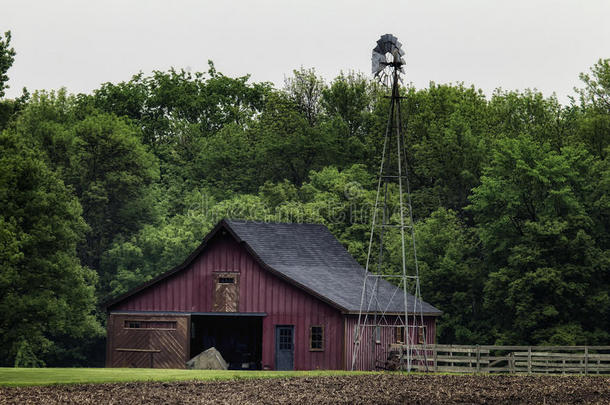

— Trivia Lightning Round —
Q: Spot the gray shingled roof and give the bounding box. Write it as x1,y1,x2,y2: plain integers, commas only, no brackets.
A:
226,220,441,315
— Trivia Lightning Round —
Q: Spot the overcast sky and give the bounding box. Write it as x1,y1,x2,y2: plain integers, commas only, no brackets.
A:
3,0,609,104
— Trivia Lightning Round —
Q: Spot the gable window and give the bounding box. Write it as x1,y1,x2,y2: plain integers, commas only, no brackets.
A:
218,277,235,284
310,326,324,351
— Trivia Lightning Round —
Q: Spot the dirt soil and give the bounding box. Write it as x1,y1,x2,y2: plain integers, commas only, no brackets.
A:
1,374,609,404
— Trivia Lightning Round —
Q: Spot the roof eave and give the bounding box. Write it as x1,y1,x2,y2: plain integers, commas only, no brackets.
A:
343,310,443,317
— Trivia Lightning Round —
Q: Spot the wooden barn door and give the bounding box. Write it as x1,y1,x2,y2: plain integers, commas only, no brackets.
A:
213,273,240,312
108,314,189,368
275,325,294,370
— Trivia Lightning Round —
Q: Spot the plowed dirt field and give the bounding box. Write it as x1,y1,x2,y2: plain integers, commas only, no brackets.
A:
1,374,609,404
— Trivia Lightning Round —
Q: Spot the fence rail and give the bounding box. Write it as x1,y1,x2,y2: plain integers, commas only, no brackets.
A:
388,344,610,375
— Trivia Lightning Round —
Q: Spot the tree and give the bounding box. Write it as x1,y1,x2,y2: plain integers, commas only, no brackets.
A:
573,59,610,159
468,136,609,344
9,93,160,291
0,131,101,366
88,64,272,197
319,72,375,168
284,67,325,126
321,71,373,139
193,123,257,196
399,83,491,217
576,58,610,111
0,30,29,131
67,113,159,289
253,91,333,186
0,30,15,99
410,208,488,343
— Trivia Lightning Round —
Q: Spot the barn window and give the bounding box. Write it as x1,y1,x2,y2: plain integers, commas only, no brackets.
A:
394,326,405,343
124,320,177,330
418,326,427,344
218,277,235,284
310,326,324,351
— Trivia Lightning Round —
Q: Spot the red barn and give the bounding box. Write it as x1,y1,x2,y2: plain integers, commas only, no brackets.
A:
105,219,441,370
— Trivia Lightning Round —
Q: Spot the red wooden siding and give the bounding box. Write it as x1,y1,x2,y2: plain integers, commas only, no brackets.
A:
345,315,436,370
111,234,344,370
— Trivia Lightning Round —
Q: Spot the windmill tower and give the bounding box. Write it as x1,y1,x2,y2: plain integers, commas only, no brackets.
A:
351,34,427,371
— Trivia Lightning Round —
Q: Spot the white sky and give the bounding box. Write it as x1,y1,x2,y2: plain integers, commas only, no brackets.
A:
3,0,610,104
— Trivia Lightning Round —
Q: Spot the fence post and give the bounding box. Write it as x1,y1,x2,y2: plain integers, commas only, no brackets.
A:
476,345,481,373
584,346,588,375
527,346,532,375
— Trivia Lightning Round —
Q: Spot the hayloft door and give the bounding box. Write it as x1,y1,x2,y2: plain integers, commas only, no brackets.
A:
275,325,294,370
213,273,239,312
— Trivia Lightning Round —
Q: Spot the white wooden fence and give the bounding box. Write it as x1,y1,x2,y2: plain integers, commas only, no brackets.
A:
388,344,610,374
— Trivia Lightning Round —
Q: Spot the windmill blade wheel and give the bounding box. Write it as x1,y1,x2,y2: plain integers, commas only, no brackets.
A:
371,33,406,85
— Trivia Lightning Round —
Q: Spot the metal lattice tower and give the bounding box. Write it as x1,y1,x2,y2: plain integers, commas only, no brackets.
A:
351,34,427,371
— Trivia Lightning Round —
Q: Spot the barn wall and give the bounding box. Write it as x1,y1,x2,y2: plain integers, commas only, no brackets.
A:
345,315,436,370
110,234,344,370
106,313,190,369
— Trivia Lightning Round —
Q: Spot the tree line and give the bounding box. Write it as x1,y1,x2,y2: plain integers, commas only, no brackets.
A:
0,30,608,366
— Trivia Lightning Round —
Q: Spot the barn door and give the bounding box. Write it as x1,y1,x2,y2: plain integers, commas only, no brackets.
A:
213,273,240,312
275,325,294,370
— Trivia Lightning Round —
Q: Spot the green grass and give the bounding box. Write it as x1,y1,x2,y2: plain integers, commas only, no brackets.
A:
0,368,376,387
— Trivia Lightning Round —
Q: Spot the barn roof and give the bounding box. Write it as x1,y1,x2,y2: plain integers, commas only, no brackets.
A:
225,219,440,315
106,219,441,316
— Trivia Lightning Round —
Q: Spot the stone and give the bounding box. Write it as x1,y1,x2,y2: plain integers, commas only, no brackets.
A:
186,347,228,370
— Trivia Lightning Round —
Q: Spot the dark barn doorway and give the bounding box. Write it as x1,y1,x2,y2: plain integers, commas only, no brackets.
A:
190,314,263,370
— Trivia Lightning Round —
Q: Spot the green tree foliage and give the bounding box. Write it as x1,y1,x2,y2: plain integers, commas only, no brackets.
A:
284,67,325,126
0,132,101,366
253,91,333,186
576,58,610,111
0,30,30,132
574,59,610,159
68,113,159,276
8,91,159,295
401,83,491,217
412,208,487,343
320,72,376,167
468,136,609,344
89,64,271,196
0,31,15,98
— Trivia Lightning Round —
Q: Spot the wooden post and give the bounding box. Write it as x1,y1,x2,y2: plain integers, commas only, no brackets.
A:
509,352,515,374
476,345,481,373
584,346,588,375
433,344,438,372
527,346,532,375
450,345,454,368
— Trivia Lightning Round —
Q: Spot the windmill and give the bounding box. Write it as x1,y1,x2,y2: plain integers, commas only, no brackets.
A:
351,34,427,371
